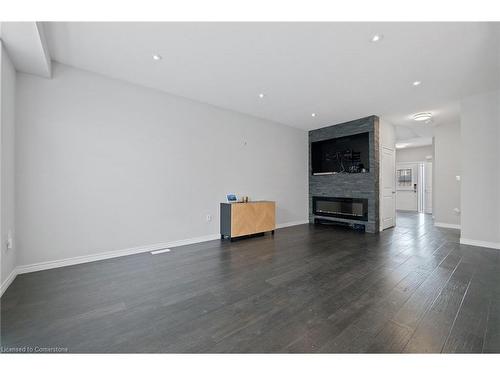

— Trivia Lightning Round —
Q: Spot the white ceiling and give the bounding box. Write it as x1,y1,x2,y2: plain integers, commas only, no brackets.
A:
0,22,52,78
395,137,433,149
39,22,500,134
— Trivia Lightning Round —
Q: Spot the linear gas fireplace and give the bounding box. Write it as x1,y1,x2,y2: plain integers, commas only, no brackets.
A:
312,196,368,222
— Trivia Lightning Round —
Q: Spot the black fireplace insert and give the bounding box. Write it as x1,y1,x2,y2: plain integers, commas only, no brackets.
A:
312,196,368,221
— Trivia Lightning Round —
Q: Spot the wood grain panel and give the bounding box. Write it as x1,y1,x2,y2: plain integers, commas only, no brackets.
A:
231,201,275,237
2,212,496,353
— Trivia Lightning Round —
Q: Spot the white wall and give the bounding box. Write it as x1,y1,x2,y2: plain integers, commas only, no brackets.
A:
1,42,17,290
380,118,396,151
460,90,500,248
396,145,433,163
433,122,461,227
15,63,308,267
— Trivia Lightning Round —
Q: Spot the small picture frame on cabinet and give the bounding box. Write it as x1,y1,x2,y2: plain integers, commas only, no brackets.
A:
226,194,237,203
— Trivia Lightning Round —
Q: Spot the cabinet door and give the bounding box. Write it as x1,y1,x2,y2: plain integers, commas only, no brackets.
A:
254,202,275,233
231,202,275,237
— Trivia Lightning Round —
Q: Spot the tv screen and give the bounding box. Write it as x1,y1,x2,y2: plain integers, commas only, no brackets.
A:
311,132,369,174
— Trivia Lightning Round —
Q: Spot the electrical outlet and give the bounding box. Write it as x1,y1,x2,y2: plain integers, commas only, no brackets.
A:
206,214,212,222
6,230,13,250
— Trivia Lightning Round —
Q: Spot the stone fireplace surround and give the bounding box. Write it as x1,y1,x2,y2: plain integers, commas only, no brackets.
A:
308,115,380,233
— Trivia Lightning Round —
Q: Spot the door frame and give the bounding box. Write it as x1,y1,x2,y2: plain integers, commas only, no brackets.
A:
424,160,433,214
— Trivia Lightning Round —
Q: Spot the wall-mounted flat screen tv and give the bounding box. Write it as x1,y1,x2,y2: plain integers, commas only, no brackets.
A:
311,132,369,174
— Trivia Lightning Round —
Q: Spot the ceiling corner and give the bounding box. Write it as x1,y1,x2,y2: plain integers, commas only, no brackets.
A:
0,21,52,78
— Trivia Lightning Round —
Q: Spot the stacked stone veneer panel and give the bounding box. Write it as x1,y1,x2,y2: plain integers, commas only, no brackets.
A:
309,116,380,233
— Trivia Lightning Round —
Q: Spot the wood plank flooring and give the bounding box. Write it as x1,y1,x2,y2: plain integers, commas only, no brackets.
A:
1,212,499,353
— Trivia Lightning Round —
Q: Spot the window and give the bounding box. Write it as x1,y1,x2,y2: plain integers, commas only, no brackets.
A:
397,168,412,188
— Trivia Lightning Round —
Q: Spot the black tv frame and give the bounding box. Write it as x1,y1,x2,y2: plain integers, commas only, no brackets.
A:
311,132,369,175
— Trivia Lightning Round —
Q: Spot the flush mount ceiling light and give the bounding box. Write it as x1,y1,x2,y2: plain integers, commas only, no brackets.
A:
152,54,162,61
395,143,410,149
371,34,383,43
258,93,265,99
413,112,433,122
311,113,317,117
413,80,422,86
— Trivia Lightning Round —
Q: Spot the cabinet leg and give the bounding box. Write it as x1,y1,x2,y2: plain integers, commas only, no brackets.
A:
220,234,224,239
271,230,275,235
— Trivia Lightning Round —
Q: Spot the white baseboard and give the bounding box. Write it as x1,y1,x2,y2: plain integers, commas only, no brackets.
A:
4,220,310,295
15,233,221,275
1,268,18,297
276,219,309,229
434,222,461,230
13,221,310,275
460,238,500,250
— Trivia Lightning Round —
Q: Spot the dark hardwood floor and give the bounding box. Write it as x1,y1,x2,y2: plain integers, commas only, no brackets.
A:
1,212,499,353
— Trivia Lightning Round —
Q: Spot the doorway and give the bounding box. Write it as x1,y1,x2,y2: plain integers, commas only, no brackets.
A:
396,161,432,214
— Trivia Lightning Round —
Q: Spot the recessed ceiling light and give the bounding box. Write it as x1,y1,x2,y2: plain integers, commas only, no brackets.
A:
311,113,317,117
413,81,422,86
371,34,383,43
258,93,265,99
152,54,162,61
413,112,433,122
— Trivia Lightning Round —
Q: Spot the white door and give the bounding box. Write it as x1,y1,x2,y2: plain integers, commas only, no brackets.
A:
381,147,396,230
396,162,418,211
425,161,433,214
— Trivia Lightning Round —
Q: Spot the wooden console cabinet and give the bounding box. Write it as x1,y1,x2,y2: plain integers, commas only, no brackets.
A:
220,201,276,240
